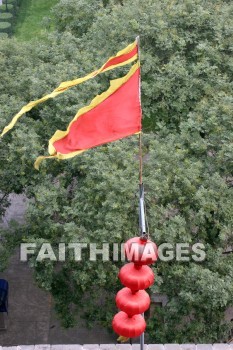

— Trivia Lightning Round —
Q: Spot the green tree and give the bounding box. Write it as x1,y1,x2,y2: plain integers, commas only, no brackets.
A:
0,0,233,342
51,0,102,35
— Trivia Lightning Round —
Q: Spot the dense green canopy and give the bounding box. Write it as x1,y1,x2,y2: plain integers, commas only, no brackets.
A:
0,0,232,343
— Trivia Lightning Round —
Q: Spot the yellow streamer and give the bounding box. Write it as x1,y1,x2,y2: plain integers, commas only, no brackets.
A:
1,40,137,137
34,62,140,170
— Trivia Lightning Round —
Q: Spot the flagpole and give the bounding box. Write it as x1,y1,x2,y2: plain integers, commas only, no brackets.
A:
139,135,146,350
137,35,143,186
139,132,143,186
137,35,146,237
136,35,146,350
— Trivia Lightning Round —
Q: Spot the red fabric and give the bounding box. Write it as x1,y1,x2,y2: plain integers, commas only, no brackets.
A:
102,46,138,71
116,287,150,317
53,68,141,154
124,237,158,265
112,311,146,338
119,262,154,291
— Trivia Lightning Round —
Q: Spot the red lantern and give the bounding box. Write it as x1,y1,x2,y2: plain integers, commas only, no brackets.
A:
112,311,146,338
116,287,150,317
113,235,157,339
119,262,154,291
124,237,158,265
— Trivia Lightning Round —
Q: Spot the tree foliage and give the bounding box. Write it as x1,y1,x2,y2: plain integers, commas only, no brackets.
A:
0,0,233,342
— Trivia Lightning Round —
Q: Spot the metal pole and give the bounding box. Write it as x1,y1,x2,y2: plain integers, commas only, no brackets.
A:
139,183,146,350
139,132,143,185
140,314,145,350
136,35,145,350
139,183,146,237
137,35,146,238
139,188,146,350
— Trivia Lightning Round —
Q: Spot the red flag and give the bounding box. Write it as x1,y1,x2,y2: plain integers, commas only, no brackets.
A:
1,40,138,137
35,62,141,168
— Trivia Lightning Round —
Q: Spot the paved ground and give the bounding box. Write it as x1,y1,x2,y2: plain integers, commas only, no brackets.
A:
0,250,115,345
0,195,115,345
1,344,233,350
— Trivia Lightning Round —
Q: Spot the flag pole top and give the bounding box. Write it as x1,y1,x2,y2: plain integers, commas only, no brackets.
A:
136,36,141,61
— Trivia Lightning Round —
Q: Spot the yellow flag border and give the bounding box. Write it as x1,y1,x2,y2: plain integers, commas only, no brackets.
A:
34,62,140,170
1,40,138,138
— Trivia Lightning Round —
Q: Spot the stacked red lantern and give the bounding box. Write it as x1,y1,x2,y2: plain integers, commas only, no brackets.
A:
112,237,158,338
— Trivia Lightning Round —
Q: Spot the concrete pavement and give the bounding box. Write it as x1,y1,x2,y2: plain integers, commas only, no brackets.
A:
0,251,115,345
